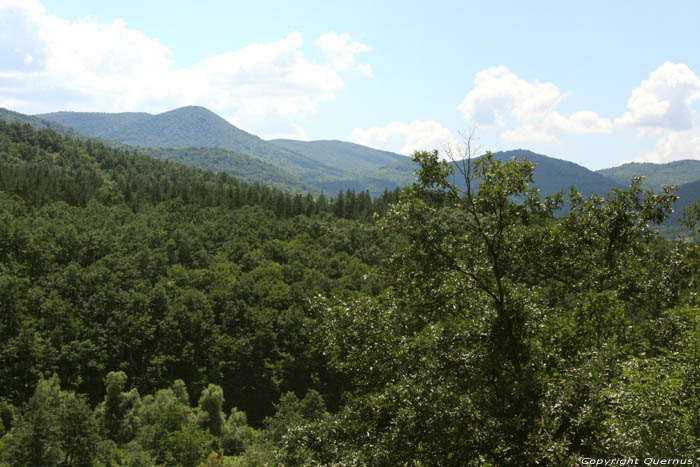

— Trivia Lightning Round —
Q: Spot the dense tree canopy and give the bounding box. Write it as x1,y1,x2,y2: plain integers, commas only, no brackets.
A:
0,124,698,465
279,150,700,465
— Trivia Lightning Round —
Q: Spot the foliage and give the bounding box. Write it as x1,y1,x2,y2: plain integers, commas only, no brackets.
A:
598,159,700,192
1,123,699,464
280,149,699,465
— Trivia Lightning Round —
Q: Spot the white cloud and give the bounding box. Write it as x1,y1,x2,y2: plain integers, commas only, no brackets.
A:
619,63,700,164
501,125,560,144
633,127,700,163
616,62,700,130
315,31,372,75
457,66,612,143
350,120,456,156
0,0,372,136
544,110,614,134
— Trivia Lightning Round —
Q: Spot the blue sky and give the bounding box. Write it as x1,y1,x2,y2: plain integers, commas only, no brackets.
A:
2,0,699,169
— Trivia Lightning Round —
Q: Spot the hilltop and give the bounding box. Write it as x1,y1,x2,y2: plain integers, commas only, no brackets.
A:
598,159,700,192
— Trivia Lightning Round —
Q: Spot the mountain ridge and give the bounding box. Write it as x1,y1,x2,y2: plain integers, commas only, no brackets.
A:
5,106,698,215
38,106,344,178
597,160,700,192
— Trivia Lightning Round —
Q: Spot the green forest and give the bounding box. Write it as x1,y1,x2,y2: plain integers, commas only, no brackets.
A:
1,122,699,465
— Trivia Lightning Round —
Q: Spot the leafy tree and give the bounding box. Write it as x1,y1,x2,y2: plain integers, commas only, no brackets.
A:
1,375,98,467
99,371,141,444
198,384,225,438
284,147,694,465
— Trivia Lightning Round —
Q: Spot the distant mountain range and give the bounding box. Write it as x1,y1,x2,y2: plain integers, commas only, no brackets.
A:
0,108,315,193
490,150,623,197
38,107,343,177
2,105,700,236
598,160,700,192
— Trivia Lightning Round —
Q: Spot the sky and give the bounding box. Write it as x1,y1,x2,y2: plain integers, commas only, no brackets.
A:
1,0,699,169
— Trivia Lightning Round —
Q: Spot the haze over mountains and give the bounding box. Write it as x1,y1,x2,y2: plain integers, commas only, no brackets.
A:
2,105,700,233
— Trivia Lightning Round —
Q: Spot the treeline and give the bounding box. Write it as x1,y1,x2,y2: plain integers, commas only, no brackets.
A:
0,121,401,219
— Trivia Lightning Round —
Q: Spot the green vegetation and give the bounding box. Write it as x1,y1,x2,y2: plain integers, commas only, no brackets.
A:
33,106,700,206
135,146,319,194
35,110,152,137
270,139,406,173
38,106,340,178
0,108,84,139
599,160,700,192
1,123,699,465
278,150,700,464
0,122,400,465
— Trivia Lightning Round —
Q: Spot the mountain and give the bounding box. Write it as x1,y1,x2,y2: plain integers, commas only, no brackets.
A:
676,179,700,211
482,150,623,197
38,106,342,178
597,160,700,192
3,108,315,193
3,105,698,239
270,139,407,173
23,105,694,205
6,106,625,198
137,146,318,194
0,107,83,138
671,178,700,224
37,110,152,136
37,106,420,193
650,178,700,239
315,149,624,199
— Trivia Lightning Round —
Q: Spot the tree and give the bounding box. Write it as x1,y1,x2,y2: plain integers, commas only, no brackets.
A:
99,371,140,444
285,144,690,465
1,375,98,467
198,384,225,438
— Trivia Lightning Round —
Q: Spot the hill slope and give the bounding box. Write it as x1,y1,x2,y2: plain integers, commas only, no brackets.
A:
0,107,84,138
598,160,700,192
3,108,315,193
137,146,318,194
490,150,622,197
270,139,407,173
37,110,151,136
38,106,342,178
413,150,622,198
25,105,680,201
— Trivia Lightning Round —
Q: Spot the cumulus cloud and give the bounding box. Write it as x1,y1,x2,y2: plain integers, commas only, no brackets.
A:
316,31,372,75
0,0,372,136
350,120,457,156
632,127,700,163
619,63,700,163
457,66,612,143
501,125,560,144
616,62,700,130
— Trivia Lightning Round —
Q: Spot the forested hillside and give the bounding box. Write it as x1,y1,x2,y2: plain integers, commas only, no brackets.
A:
38,106,345,179
132,146,319,194
0,124,699,465
30,106,700,212
0,108,84,139
0,122,400,465
270,139,407,173
36,106,421,194
599,160,700,192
